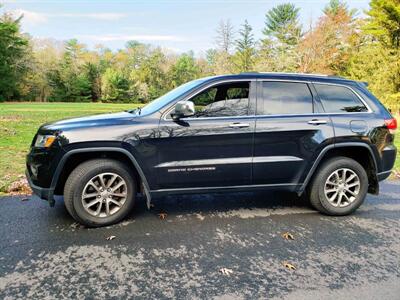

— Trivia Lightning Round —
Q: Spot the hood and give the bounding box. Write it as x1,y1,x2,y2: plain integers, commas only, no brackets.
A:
40,112,137,132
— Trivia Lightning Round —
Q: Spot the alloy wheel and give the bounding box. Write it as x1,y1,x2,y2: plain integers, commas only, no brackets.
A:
81,172,128,217
324,168,361,208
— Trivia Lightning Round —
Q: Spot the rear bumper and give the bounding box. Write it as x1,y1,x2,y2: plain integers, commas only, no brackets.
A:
26,170,55,206
377,170,392,182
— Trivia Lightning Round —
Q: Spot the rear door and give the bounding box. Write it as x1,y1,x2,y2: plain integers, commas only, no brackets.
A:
253,80,335,187
155,80,256,190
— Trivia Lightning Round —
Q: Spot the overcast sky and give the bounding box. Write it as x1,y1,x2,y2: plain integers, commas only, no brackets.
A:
2,0,371,54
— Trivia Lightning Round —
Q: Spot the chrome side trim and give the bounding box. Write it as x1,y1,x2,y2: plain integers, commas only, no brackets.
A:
256,111,372,118
177,115,256,121
155,157,251,168
155,156,302,168
253,156,303,163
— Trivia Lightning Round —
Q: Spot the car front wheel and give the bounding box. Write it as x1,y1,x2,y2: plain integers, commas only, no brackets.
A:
64,159,136,227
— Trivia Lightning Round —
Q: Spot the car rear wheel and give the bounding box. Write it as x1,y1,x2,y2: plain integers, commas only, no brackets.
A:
64,159,136,227
309,156,368,215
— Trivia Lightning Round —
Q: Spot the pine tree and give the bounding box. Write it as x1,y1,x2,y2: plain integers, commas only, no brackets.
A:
263,3,302,46
323,0,357,17
261,3,302,72
365,0,400,49
234,20,255,72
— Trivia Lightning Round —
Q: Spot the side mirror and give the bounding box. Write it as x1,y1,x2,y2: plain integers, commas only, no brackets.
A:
171,101,195,120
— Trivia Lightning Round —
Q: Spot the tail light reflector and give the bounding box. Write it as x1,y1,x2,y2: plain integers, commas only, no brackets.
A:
384,118,397,133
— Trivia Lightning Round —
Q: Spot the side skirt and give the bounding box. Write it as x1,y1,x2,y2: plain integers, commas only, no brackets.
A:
150,183,301,197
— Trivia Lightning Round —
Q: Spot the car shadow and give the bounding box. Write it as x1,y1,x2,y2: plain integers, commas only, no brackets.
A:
48,191,312,227
134,190,312,217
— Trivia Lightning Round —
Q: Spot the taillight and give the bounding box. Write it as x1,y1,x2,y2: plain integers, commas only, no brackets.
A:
384,118,397,133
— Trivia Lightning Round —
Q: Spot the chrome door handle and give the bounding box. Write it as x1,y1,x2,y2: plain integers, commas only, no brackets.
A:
308,119,327,125
229,122,250,128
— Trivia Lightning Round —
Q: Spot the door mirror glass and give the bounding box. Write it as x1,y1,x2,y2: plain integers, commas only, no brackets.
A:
171,100,195,120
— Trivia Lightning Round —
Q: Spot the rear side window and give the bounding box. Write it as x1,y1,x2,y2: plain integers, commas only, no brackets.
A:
258,82,313,115
314,84,368,113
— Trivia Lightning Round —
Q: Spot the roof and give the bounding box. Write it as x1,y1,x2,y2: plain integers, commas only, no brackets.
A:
204,72,353,84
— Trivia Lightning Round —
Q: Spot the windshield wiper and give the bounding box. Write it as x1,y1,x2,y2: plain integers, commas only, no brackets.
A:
126,107,141,115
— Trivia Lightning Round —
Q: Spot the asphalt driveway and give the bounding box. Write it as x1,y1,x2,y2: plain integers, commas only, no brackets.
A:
1,181,400,299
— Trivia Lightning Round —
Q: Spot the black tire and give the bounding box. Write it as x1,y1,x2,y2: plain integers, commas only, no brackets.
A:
64,159,136,227
308,156,368,216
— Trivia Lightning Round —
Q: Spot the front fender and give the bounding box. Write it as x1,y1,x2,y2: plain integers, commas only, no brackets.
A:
51,146,152,206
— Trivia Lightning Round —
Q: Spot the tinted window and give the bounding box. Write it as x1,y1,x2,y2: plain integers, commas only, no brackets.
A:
258,82,313,115
189,82,250,118
315,84,368,113
140,78,206,115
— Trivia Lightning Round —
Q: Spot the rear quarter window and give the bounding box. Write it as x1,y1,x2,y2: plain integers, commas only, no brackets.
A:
314,84,368,113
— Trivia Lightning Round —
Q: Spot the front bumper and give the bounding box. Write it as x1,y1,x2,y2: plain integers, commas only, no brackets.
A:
26,170,55,206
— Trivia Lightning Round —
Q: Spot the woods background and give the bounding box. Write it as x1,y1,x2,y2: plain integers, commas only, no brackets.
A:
1,0,399,112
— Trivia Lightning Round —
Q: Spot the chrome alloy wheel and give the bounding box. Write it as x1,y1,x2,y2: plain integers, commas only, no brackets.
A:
324,168,361,208
81,173,128,217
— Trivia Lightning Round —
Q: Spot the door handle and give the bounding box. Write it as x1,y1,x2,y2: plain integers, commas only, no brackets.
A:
307,119,327,125
229,122,250,128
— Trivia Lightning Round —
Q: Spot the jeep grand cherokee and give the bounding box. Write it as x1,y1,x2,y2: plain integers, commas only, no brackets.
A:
26,73,397,227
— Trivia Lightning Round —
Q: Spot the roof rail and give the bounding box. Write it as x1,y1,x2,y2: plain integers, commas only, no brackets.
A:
239,72,260,75
262,72,330,77
239,71,346,78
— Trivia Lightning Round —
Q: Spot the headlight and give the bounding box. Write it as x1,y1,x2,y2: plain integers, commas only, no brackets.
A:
34,134,57,148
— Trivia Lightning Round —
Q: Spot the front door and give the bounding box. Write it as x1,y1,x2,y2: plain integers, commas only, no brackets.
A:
253,80,335,187
155,80,256,190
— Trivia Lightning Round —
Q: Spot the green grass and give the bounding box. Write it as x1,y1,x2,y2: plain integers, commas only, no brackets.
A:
0,102,140,193
0,103,398,194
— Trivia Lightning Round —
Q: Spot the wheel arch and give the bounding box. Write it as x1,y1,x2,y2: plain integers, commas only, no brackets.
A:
52,147,151,201
299,143,379,196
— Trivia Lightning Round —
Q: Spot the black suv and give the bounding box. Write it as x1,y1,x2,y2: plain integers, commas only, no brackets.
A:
26,73,397,227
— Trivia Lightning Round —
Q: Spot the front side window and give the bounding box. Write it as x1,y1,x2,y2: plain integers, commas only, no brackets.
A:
188,82,250,118
257,82,313,115
314,84,368,113
139,78,206,115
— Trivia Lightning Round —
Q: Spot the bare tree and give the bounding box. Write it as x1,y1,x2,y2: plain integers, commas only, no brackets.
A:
215,19,235,53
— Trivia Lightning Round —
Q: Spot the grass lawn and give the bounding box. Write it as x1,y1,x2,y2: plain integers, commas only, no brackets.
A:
0,102,140,193
0,102,398,194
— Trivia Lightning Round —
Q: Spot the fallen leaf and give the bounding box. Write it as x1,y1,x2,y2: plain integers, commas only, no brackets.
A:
7,176,32,196
282,232,294,240
219,268,233,276
106,235,116,241
158,213,167,220
70,222,83,229
283,261,296,270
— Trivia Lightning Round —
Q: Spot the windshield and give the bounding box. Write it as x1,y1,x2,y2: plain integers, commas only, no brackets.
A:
138,79,206,116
